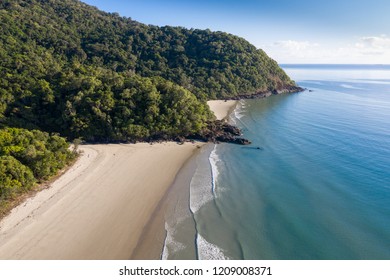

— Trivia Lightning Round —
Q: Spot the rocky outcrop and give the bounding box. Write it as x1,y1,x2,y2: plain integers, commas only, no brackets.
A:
190,120,251,145
227,85,304,100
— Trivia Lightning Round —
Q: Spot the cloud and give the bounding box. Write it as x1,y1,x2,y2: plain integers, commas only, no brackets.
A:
261,36,390,63
355,35,390,56
357,35,390,49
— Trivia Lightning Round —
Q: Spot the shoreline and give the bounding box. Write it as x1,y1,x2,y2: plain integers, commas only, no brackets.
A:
0,100,237,260
207,100,238,121
132,99,239,259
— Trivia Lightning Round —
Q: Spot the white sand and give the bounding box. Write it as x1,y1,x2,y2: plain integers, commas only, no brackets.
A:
0,142,202,259
207,100,238,120
0,99,236,260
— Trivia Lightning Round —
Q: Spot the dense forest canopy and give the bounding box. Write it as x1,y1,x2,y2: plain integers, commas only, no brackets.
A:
0,0,299,200
0,127,76,202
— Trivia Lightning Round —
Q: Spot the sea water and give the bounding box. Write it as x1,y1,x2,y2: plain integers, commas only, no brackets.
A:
163,65,390,260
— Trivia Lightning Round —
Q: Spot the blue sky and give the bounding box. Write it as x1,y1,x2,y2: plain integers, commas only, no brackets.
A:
82,0,390,64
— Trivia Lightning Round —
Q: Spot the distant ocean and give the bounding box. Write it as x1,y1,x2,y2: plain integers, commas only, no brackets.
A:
162,64,390,260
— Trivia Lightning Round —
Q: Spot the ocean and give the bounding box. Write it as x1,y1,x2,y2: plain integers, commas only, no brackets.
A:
162,64,390,260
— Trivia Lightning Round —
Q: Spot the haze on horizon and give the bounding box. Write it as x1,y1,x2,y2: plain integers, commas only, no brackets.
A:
82,0,390,64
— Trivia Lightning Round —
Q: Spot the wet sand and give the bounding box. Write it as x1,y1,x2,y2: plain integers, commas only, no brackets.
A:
133,100,238,259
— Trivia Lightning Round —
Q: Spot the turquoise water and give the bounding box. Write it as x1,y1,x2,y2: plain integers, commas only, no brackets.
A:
164,65,390,260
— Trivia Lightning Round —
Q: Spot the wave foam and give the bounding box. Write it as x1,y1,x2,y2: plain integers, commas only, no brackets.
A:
189,146,216,213
231,100,245,125
197,234,229,260
209,145,220,195
161,222,186,260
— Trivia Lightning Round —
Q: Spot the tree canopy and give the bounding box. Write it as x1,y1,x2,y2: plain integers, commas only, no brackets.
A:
0,128,76,200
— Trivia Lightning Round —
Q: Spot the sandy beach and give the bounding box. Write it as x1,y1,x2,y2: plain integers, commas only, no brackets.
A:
0,143,203,259
0,100,237,260
207,100,238,120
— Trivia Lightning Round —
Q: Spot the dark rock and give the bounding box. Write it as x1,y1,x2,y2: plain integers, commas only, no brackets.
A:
232,138,251,145
174,136,186,143
190,120,250,145
220,85,304,101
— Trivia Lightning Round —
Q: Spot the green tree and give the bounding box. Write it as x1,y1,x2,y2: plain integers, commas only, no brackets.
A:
0,156,35,199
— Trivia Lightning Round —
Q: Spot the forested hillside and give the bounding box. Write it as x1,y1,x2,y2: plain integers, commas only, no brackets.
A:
0,0,298,141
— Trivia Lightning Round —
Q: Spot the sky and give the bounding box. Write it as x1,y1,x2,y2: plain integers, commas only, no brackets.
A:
81,0,390,64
